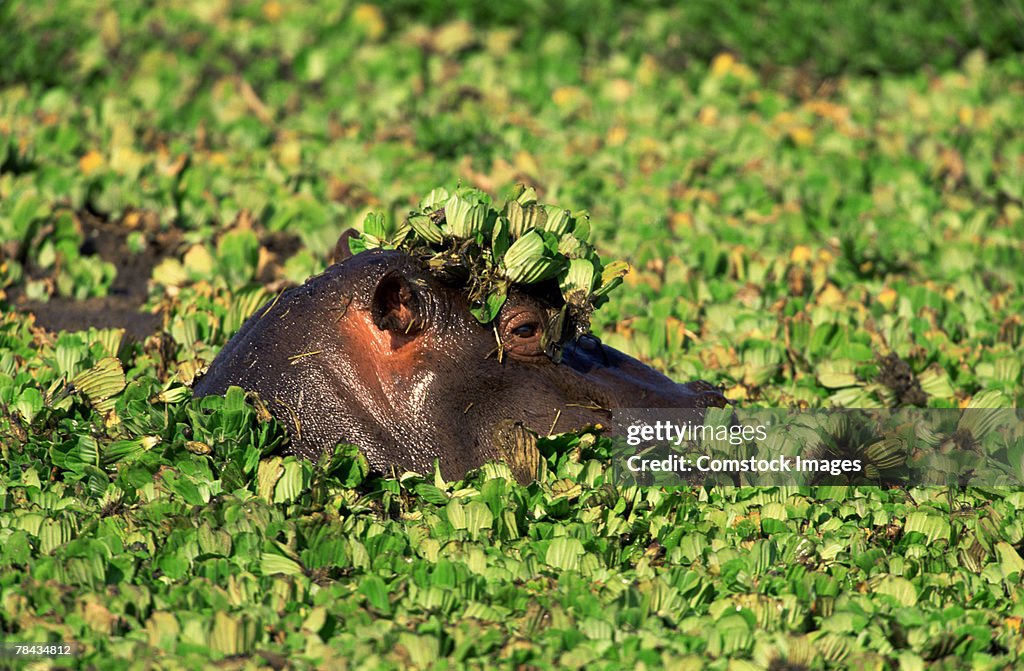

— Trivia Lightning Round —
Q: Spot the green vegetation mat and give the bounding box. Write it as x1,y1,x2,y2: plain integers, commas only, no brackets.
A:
1,1,1023,668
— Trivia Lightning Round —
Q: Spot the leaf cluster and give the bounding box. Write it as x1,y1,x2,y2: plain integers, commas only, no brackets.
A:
350,185,629,350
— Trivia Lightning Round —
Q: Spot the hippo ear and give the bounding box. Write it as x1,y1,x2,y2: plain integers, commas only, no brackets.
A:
371,272,425,335
331,229,361,264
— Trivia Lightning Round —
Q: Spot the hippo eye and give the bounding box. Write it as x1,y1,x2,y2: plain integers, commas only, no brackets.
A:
501,306,546,359
512,323,538,339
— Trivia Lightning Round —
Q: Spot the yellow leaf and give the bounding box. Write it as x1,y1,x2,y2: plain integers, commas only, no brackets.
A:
484,28,517,57
605,78,633,103
817,283,844,306
552,86,584,109
725,385,748,401
730,62,756,83
153,257,188,288
804,100,850,124
262,0,282,21
788,126,814,147
710,53,735,77
774,111,798,126
110,146,145,174
790,245,813,264
183,244,216,278
276,139,302,167
434,20,474,54
352,4,386,40
606,126,628,146
670,212,693,229
84,600,118,635
104,408,121,428
877,288,898,309
698,106,719,126
79,150,104,175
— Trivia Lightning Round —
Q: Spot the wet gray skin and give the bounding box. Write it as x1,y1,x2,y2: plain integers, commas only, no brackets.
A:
192,247,727,480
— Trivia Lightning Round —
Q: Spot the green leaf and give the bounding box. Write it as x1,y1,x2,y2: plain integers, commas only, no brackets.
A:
216,229,261,285
414,483,449,505
273,459,306,503
408,213,444,244
994,542,1024,580
469,291,507,323
873,576,918,607
260,553,304,577
14,387,44,424
545,536,584,571
363,211,387,238
541,205,574,236
419,187,450,210
72,357,126,411
359,575,391,613
904,512,950,543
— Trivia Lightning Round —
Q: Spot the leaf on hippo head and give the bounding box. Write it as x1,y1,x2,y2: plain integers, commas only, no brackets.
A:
512,183,539,205
572,213,591,242
363,211,387,238
408,213,444,244
505,199,546,239
558,232,592,259
560,258,597,305
504,256,564,285
491,216,511,260
470,291,508,324
502,231,565,284
419,187,450,210
541,205,574,237
345,183,629,343
444,190,491,239
593,260,630,303
501,230,546,271
347,234,369,256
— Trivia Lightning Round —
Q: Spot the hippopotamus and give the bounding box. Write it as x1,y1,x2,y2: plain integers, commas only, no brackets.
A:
193,238,726,480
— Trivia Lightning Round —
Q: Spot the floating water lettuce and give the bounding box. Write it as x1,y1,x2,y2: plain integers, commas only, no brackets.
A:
349,185,630,354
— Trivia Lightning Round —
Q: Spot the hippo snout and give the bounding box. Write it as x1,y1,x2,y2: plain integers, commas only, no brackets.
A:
561,337,729,410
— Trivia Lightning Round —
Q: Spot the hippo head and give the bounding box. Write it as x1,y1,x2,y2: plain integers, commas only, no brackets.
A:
193,244,726,480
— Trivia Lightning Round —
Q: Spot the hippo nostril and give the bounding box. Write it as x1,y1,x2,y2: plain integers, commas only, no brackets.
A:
578,334,611,366
680,380,730,408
